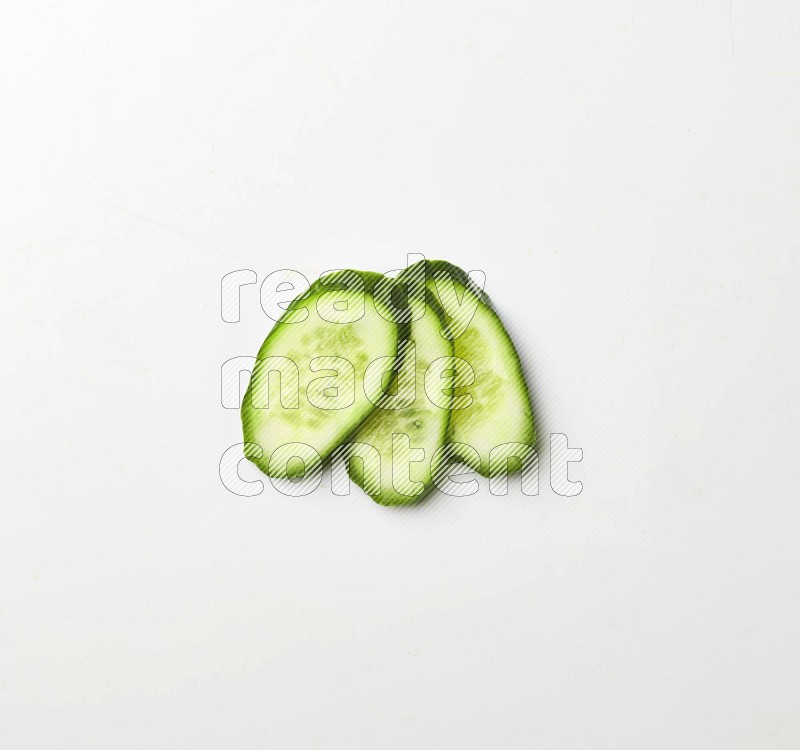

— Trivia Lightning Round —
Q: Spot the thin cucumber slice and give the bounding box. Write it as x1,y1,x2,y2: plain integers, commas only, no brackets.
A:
408,260,535,476
241,270,400,479
345,288,453,505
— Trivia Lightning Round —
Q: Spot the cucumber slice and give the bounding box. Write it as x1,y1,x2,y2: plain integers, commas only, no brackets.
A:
344,288,453,505
408,260,535,476
241,271,400,479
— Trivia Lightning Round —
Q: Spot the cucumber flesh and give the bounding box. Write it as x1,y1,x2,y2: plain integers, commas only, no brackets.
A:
345,289,453,505
411,260,535,476
241,271,399,479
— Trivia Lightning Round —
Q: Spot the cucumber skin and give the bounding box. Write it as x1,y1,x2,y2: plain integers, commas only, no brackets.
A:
405,259,536,477
241,270,407,479
346,286,454,506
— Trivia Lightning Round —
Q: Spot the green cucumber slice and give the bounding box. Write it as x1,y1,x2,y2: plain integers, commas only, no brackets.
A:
344,288,453,505
409,260,535,476
241,270,400,479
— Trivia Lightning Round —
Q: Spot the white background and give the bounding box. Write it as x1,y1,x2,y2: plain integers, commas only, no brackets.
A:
2,1,798,747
